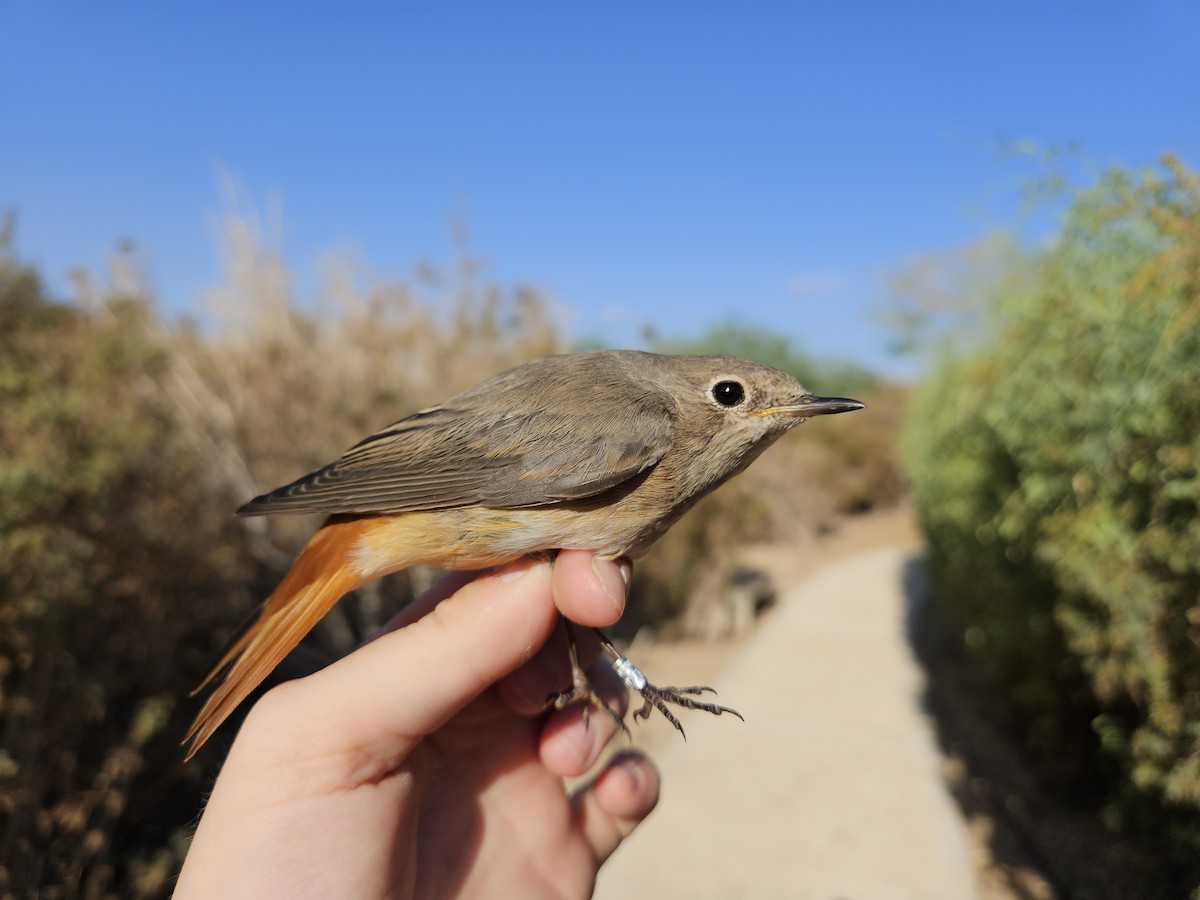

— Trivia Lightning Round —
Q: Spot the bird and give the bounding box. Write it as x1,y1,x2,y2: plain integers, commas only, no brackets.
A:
185,349,865,757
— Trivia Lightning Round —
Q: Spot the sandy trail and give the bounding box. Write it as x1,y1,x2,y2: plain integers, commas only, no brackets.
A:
594,543,978,899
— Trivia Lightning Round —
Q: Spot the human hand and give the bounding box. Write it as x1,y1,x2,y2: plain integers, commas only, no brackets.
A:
175,551,658,899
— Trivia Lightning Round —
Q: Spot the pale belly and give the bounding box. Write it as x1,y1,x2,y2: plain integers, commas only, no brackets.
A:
349,489,688,579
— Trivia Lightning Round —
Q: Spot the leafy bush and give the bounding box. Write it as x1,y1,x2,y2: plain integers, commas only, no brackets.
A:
905,156,1200,882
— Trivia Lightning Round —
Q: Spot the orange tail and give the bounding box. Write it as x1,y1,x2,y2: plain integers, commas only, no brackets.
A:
184,516,372,758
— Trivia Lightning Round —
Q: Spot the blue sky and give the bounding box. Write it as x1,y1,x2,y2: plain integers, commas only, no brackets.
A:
4,3,1198,377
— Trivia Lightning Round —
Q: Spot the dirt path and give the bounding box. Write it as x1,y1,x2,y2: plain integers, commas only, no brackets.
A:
594,534,980,899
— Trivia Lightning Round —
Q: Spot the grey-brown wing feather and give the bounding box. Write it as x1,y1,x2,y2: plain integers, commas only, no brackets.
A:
238,369,676,516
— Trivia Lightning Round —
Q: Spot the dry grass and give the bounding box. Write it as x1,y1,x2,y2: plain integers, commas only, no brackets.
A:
0,209,902,898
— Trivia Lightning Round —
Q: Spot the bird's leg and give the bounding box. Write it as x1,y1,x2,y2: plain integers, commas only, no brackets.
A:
592,627,744,740
547,617,629,736
536,550,626,732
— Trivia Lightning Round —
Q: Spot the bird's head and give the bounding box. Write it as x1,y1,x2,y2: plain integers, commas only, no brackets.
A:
640,352,866,493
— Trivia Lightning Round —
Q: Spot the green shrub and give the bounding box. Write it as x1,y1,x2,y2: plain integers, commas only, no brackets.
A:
906,156,1200,880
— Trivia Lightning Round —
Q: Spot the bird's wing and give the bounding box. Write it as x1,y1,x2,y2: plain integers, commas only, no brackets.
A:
237,396,675,516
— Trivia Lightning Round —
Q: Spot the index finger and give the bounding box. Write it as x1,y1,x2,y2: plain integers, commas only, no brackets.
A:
241,557,560,786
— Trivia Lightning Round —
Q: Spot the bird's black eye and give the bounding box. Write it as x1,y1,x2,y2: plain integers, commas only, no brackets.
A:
711,380,745,407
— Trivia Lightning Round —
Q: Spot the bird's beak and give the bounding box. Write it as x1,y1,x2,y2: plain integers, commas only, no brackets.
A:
765,395,866,418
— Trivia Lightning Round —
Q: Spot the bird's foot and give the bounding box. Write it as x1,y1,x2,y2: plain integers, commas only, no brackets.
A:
600,631,743,740
547,618,629,735
614,657,743,740
547,667,629,736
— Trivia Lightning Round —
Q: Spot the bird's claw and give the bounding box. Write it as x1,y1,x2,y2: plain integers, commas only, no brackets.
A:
547,668,629,737
554,619,744,742
630,682,744,740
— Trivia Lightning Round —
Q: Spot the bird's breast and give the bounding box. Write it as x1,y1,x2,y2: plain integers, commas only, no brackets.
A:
348,463,693,577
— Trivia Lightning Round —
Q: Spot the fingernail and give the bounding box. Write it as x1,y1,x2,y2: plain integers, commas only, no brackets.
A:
614,753,646,792
577,718,609,770
592,557,628,614
496,557,544,583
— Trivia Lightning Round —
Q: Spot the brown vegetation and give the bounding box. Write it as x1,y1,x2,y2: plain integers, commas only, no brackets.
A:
0,211,898,898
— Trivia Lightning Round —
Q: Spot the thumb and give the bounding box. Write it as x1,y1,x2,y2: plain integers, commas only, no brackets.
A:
238,557,560,784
